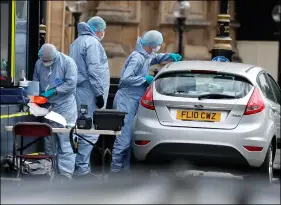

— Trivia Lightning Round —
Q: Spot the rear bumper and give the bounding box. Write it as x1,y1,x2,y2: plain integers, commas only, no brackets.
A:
145,143,250,168
132,111,273,168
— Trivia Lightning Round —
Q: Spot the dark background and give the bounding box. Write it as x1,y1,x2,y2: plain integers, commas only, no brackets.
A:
236,0,280,41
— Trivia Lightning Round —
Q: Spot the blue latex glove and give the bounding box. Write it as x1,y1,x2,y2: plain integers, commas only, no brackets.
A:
169,53,182,62
40,88,56,98
145,75,154,85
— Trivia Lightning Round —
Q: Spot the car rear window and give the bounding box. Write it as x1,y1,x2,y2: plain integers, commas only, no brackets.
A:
155,71,253,99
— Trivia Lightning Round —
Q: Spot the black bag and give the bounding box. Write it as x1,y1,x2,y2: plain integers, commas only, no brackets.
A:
93,109,126,131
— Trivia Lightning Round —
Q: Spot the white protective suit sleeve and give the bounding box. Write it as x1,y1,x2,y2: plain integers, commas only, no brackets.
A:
55,58,78,96
150,53,171,66
86,43,104,97
121,57,147,87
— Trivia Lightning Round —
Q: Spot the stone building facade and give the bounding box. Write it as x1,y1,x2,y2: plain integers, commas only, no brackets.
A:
45,1,239,77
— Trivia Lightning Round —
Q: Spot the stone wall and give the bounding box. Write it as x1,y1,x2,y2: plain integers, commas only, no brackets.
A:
46,1,238,78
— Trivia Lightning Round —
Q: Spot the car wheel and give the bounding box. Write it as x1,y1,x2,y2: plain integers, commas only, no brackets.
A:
256,144,274,184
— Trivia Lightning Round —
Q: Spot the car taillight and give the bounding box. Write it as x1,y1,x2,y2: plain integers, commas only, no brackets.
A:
140,86,155,110
243,146,263,152
244,87,265,115
135,140,151,146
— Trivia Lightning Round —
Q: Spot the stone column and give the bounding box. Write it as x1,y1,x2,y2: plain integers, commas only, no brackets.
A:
64,9,74,55
80,1,100,22
159,1,211,60
95,1,141,77
46,1,66,53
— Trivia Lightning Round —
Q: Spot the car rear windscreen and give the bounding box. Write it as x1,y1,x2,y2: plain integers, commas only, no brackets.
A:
155,71,253,99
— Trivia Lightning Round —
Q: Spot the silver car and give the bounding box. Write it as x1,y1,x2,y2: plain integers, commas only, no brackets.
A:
132,61,281,182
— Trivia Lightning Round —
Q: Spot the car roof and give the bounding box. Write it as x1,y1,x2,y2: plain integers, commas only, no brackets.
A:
160,60,261,76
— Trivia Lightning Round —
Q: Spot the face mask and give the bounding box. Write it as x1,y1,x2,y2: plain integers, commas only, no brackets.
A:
43,61,54,67
152,45,161,53
100,31,105,40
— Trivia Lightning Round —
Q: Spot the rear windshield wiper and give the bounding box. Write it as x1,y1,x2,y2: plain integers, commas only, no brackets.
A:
173,90,185,94
198,93,236,100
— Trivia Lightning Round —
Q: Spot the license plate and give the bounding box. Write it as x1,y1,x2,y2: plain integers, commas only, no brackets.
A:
176,110,221,122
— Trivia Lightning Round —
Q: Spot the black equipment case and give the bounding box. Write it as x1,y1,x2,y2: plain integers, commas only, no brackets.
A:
93,109,126,131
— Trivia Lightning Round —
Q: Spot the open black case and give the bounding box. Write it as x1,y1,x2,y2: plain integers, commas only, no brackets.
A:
93,109,126,131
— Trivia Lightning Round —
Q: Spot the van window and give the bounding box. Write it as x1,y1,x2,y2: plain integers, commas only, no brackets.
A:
15,1,28,84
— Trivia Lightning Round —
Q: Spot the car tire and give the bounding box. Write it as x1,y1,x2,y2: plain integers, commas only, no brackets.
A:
255,144,274,184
